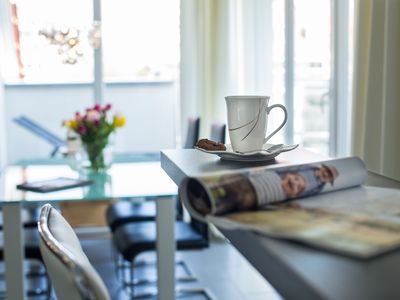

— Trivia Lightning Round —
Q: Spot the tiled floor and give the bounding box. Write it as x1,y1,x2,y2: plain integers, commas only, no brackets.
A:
1,228,283,300
79,230,283,300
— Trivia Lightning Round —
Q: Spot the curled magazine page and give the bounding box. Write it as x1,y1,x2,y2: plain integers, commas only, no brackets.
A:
222,204,400,259
180,156,368,218
179,156,400,258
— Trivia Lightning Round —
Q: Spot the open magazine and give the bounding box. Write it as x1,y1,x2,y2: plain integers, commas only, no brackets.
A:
179,157,400,259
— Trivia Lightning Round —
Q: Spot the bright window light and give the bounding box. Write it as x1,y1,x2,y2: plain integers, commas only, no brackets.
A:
3,0,180,83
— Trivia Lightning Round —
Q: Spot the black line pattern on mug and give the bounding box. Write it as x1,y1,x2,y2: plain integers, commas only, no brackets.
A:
228,100,263,141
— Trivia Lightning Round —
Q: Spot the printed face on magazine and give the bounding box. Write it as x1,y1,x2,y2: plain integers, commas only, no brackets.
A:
317,164,339,185
281,172,307,198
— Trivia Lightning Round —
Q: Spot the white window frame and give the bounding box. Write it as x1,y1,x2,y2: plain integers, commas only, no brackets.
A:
93,0,104,104
284,0,295,145
284,0,351,156
331,0,351,157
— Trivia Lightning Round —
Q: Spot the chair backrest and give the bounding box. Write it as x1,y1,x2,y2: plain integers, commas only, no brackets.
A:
210,122,226,143
38,204,110,300
183,117,200,149
180,117,208,239
14,115,66,156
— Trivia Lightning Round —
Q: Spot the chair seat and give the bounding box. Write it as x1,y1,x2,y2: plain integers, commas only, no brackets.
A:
0,228,42,261
106,201,156,231
113,221,208,261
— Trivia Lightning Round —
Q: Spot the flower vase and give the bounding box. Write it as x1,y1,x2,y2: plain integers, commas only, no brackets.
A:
63,103,124,173
82,139,113,173
84,171,112,198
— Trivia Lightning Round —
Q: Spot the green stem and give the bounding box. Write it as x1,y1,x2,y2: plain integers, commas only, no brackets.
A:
84,139,108,172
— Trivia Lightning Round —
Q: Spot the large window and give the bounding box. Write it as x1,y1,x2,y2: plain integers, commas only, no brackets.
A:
5,0,94,82
1,0,180,83
1,0,352,159
292,0,332,154
102,0,180,81
271,0,351,156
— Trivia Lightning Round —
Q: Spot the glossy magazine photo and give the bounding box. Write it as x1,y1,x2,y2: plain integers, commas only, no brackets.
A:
180,157,400,259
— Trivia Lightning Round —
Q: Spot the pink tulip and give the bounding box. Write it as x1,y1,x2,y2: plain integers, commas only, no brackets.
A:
103,103,112,111
78,125,87,135
86,110,101,122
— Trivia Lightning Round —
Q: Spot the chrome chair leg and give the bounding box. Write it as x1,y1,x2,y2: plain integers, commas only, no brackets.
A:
176,288,216,300
118,257,215,300
120,259,197,286
130,261,134,299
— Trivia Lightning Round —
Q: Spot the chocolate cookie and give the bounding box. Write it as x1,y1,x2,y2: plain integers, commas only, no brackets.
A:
196,139,226,151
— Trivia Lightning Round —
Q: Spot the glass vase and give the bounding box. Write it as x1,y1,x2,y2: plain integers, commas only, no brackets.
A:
84,171,112,198
82,139,113,174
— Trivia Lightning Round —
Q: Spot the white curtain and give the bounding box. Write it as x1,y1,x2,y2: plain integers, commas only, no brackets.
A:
352,0,400,181
179,0,273,140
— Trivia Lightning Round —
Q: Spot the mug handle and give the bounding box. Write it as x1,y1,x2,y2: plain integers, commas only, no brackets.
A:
264,104,288,143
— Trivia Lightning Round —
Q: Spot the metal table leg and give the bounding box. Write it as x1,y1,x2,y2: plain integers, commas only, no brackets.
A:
3,202,26,300
156,196,175,300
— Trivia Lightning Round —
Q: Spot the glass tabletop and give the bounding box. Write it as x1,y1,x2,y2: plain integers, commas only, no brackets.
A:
0,153,177,204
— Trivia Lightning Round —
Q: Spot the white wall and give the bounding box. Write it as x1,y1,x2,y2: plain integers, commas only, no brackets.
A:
4,81,177,163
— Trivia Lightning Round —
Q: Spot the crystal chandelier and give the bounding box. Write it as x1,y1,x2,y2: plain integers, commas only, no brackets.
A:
38,22,101,65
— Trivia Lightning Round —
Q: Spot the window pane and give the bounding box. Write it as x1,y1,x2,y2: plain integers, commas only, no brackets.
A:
293,0,331,154
270,0,286,145
11,0,93,83
101,0,180,81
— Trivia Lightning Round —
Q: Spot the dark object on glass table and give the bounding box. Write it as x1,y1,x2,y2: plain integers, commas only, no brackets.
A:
16,177,93,193
13,115,66,157
38,204,110,300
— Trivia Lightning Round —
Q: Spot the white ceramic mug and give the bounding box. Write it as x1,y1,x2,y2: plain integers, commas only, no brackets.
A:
225,95,288,153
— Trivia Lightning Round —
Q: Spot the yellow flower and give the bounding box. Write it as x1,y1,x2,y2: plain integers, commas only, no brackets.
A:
63,119,78,129
113,115,126,127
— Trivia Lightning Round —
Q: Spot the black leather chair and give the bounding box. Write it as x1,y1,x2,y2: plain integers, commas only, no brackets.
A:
210,122,226,143
105,116,200,232
182,116,201,149
105,197,158,232
105,117,200,286
112,211,210,298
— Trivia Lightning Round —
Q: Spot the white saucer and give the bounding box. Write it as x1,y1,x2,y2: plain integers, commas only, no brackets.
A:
195,144,299,162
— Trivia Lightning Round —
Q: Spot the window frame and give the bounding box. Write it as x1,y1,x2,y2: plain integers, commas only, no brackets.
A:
283,0,351,156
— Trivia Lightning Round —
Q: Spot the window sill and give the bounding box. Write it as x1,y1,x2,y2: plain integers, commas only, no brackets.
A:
4,78,175,88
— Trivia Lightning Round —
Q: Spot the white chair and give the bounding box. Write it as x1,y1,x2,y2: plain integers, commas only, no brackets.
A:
38,204,110,300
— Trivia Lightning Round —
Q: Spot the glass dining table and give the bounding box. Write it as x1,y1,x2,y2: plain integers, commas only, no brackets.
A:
0,153,178,300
